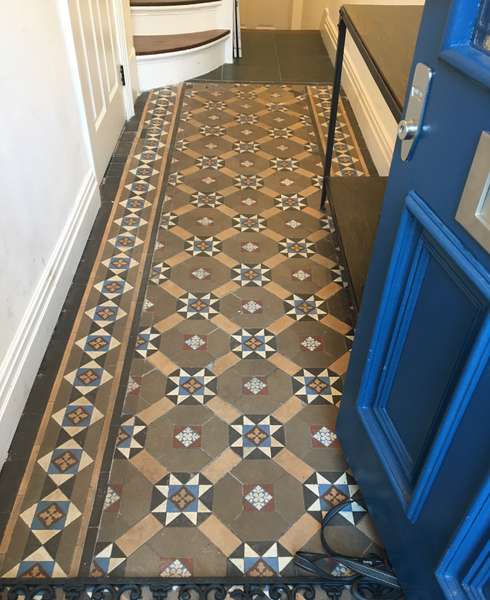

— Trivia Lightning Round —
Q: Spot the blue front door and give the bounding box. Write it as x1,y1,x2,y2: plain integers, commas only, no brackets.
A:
337,1,490,598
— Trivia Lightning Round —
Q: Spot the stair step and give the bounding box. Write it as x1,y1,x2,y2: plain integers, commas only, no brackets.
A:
131,0,220,7
134,29,230,55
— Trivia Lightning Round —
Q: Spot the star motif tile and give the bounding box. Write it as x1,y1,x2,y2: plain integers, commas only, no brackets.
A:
151,473,213,526
191,191,223,207
303,471,366,525
293,368,342,405
65,361,112,393
20,490,81,543
233,215,266,232
173,425,202,448
232,264,271,287
95,275,133,299
241,299,263,314
85,301,127,327
196,155,224,170
228,542,293,576
284,294,328,321
151,262,171,284
4,547,67,578
102,253,138,274
160,212,178,230
177,292,219,319
52,397,103,436
135,326,160,358
279,238,315,258
38,441,93,485
166,368,217,405
270,157,299,172
229,415,285,459
92,543,126,575
243,376,268,395
185,236,222,257
231,329,276,359
274,194,307,211
116,416,147,459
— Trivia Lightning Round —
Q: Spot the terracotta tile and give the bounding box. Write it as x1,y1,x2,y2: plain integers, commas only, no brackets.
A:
274,448,314,482
264,281,291,300
116,513,162,557
213,281,240,299
261,207,281,219
154,313,184,333
329,351,351,375
268,315,294,335
137,398,175,425
322,314,352,335
130,450,169,484
308,229,328,243
199,515,241,555
261,229,283,242
273,396,304,424
279,513,319,553
268,353,300,375
216,228,237,241
213,352,240,376
217,205,238,217
316,282,342,300
206,396,241,424
171,225,193,240
166,251,190,267
264,254,288,269
214,253,238,268
161,280,187,298
310,253,337,269
211,314,238,334
173,204,196,216
147,351,178,375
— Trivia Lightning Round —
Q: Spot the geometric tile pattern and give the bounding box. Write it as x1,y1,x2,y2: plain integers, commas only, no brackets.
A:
0,83,376,579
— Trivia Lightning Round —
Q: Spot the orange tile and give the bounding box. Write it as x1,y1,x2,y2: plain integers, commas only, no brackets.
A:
147,351,178,375
206,396,241,424
273,396,303,424
166,251,190,267
329,351,351,375
274,448,313,482
213,352,240,376
213,281,240,298
268,315,293,335
154,313,184,333
130,450,169,484
161,280,186,298
264,254,288,269
264,281,290,300
311,254,337,269
137,398,175,425
279,514,319,553
199,515,241,555
268,353,300,376
216,228,237,241
322,314,352,335
116,514,162,557
212,314,238,334
316,282,342,300
262,229,283,242
170,225,192,240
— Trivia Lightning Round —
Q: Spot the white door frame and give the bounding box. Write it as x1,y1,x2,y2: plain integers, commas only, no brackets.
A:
57,0,136,185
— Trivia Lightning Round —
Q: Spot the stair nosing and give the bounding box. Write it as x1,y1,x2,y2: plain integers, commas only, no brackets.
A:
134,29,230,56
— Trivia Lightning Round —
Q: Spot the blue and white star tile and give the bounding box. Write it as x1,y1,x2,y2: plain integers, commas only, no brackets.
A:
119,197,151,213
108,233,144,253
232,264,271,287
94,275,133,300
191,191,224,208
229,415,285,459
270,157,299,172
102,253,138,275
166,368,217,405
232,214,266,232
114,214,148,231
177,292,219,319
134,150,162,165
91,543,127,576
303,471,366,525
160,212,178,230
234,175,264,191
151,262,171,285
52,397,103,437
20,489,81,543
185,236,222,257
134,326,160,358
124,179,156,196
151,473,213,526
196,155,224,170
3,547,67,578
274,194,306,211
231,329,276,359
228,542,293,576
279,238,315,258
75,328,120,360
129,165,158,180
292,368,342,405
38,441,93,485
116,416,147,459
65,361,112,393
284,294,328,321
85,300,127,328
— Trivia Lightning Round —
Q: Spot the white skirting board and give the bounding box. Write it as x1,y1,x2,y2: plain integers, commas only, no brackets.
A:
0,171,100,468
131,1,223,36
321,8,397,176
136,34,231,90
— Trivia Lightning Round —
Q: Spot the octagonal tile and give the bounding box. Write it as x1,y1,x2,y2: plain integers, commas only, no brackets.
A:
267,209,320,239
172,257,230,293
219,287,284,329
225,190,275,214
222,233,278,264
178,207,232,238
271,257,333,294
277,321,346,368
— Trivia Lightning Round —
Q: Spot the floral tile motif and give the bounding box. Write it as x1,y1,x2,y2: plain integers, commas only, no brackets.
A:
151,473,213,526
0,83,375,579
293,368,343,405
166,368,217,405
177,292,220,319
229,415,285,459
228,542,293,576
232,264,272,287
303,471,366,525
231,329,276,359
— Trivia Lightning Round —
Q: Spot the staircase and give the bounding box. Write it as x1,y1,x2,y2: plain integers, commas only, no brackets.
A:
131,0,234,90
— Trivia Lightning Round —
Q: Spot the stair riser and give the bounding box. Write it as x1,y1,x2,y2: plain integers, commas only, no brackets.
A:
132,2,223,36
136,34,230,89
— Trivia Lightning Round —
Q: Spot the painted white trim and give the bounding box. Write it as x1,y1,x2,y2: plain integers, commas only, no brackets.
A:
114,0,136,119
0,171,99,468
321,8,397,175
136,33,231,89
131,1,222,35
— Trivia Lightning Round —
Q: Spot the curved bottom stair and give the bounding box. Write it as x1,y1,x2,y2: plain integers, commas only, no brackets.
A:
135,29,231,89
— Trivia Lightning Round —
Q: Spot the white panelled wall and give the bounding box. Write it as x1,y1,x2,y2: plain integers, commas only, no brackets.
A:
0,1,101,466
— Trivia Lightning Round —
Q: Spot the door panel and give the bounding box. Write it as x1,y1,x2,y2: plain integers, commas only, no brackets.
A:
337,1,490,597
69,0,126,181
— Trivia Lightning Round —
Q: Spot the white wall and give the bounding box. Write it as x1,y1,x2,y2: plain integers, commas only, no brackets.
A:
318,0,424,174
0,1,100,465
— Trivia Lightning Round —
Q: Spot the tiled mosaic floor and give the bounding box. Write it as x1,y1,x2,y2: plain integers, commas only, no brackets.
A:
0,83,380,580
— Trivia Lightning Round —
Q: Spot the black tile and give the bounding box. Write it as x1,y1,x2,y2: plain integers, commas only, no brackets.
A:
194,66,223,81
0,459,27,513
222,63,281,82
